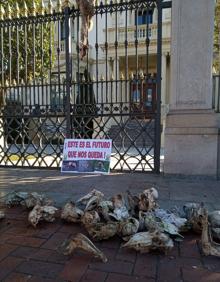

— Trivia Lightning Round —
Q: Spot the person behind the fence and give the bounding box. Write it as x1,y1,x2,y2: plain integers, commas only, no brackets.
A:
74,69,97,139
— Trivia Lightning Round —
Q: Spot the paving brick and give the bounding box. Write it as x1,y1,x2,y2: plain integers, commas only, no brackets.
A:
94,247,117,261
16,260,64,279
133,253,157,278
158,256,202,281
5,224,59,240
59,255,91,282
0,233,15,244
4,212,28,221
33,224,61,239
182,266,220,282
0,256,24,281
99,237,121,249
41,232,71,250
80,269,107,282
161,256,202,269
178,257,202,268
3,272,32,282
202,256,220,272
5,226,36,236
0,243,18,261
89,259,133,275
0,219,12,233
30,248,68,264
106,273,154,282
6,236,46,248
11,246,39,259
0,220,27,234
58,223,85,234
29,277,65,282
116,248,137,263
167,242,179,258
179,235,201,259
157,256,182,282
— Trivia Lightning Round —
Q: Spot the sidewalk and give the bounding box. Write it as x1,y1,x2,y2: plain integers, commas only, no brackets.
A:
0,168,220,282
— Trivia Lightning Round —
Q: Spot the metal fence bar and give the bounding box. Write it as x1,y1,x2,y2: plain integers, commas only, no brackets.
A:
213,75,220,113
154,0,162,173
64,5,71,139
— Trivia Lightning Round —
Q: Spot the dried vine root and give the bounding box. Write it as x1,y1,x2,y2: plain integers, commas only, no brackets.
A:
201,209,220,257
58,233,108,262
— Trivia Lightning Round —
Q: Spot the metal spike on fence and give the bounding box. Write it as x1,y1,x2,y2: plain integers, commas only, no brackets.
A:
31,0,37,16
100,74,105,81
63,0,71,9
110,73,114,81
39,0,45,15
0,5,5,21
72,75,76,83
14,2,20,18
12,79,17,87
28,78,33,85
5,80,9,87
20,79,25,86
140,71,144,79
6,3,12,19
24,2,28,17
57,0,62,12
120,72,124,80
74,0,79,8
48,0,53,14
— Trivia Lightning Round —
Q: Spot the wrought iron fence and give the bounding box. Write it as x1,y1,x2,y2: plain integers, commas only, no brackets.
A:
0,0,163,172
213,75,220,112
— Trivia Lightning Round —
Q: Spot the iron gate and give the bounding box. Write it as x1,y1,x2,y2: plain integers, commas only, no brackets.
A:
0,0,163,172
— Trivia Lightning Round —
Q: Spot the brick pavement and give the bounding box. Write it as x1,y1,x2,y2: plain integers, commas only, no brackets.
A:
0,206,220,281
0,169,220,281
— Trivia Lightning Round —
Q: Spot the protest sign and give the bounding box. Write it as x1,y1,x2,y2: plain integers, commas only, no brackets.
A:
61,139,112,174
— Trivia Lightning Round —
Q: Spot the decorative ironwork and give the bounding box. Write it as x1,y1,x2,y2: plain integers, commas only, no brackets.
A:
0,0,163,172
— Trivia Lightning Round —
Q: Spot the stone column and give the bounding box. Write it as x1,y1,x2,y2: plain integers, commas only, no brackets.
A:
164,0,219,177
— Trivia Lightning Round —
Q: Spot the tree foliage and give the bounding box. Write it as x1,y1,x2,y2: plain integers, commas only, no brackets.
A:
0,0,55,83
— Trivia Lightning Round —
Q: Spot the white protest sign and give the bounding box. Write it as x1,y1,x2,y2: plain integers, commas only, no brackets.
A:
61,139,112,174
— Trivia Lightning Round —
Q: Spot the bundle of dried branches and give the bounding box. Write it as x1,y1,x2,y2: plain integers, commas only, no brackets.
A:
28,204,58,227
5,192,53,209
138,188,158,212
122,231,174,254
201,209,220,257
76,0,95,59
61,202,84,223
183,203,206,233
